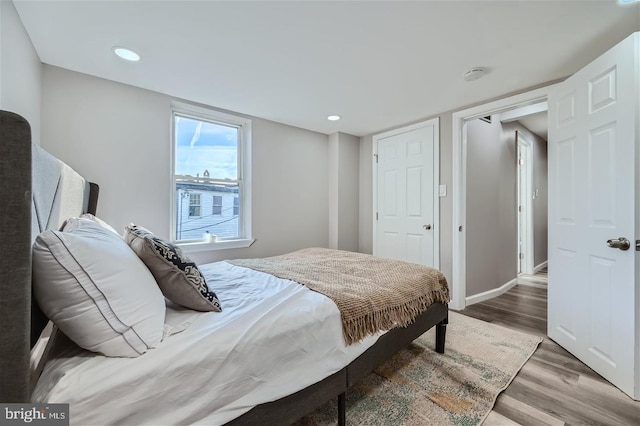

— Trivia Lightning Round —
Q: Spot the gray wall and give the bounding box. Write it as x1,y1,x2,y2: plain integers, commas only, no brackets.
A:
41,65,329,264
358,135,374,254
0,0,42,144
329,132,359,252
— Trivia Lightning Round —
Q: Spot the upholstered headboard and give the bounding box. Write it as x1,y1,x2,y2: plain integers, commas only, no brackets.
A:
30,143,100,348
0,111,98,402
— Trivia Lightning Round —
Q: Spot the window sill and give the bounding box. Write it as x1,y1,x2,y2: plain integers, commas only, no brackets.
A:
177,238,255,254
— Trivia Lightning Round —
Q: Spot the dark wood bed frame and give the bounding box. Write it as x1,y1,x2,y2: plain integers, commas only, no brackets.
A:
0,110,448,425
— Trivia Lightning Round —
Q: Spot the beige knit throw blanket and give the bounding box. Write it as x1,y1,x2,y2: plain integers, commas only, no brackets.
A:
227,247,450,345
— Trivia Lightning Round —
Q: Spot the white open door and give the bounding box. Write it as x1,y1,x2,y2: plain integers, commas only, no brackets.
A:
548,32,639,399
373,118,439,268
517,131,534,275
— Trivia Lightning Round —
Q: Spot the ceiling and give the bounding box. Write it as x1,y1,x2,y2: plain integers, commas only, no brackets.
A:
517,112,547,140
13,1,640,137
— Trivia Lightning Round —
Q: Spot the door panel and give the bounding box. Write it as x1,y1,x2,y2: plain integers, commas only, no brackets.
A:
383,170,399,217
407,166,423,217
588,124,616,226
548,32,638,399
588,255,616,367
555,138,576,224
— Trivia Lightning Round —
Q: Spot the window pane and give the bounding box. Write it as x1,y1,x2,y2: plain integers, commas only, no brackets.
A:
212,196,222,215
175,184,239,240
174,114,240,240
188,193,201,217
233,197,239,216
175,115,238,179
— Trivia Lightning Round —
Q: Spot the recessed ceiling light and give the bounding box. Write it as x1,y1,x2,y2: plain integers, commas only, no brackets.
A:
327,115,341,121
463,67,486,82
618,0,638,4
113,47,141,62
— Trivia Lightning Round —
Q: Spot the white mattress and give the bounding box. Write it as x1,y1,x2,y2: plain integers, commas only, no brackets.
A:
32,261,380,425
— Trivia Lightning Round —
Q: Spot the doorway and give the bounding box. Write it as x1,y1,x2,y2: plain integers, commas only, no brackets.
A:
450,85,557,311
461,107,548,306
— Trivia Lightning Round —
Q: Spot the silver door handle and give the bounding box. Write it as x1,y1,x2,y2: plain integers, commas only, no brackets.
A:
423,224,432,230
607,237,630,251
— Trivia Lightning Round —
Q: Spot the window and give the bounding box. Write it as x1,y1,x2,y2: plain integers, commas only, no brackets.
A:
212,196,222,215
189,193,201,217
172,102,252,247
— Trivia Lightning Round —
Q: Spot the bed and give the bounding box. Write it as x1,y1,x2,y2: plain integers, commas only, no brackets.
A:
0,110,449,425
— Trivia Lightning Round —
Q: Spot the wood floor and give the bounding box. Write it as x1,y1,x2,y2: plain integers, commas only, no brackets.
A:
459,272,640,426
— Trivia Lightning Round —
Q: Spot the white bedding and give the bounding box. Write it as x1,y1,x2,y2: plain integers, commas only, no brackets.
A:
32,261,380,425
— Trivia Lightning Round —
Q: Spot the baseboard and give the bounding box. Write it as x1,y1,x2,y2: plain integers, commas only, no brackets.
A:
533,261,548,273
465,278,518,307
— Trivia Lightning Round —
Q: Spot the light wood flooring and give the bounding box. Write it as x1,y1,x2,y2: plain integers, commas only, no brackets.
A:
459,272,640,426
516,267,548,289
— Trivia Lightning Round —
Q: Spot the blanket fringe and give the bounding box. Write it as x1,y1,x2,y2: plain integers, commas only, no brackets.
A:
341,287,450,345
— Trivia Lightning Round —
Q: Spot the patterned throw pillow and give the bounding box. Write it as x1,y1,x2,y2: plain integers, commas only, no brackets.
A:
124,224,222,312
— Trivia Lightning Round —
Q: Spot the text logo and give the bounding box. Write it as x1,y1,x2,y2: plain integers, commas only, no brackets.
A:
0,404,68,426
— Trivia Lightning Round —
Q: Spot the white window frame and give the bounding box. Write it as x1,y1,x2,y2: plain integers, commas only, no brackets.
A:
170,101,254,252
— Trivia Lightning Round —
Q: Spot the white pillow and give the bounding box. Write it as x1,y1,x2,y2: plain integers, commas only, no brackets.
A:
33,217,166,357
69,213,120,235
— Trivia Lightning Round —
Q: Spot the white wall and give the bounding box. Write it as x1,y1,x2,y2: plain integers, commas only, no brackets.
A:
329,132,359,252
41,65,329,264
0,0,42,143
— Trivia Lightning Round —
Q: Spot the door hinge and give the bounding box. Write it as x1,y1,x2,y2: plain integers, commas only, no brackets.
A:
376,212,379,220
518,158,525,165
518,205,523,212
374,154,378,163
519,253,525,259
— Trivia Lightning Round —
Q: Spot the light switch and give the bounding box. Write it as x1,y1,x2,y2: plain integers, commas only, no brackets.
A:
439,184,447,197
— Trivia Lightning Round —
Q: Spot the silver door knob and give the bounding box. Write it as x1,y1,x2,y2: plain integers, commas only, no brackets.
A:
607,237,630,251
423,224,432,230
